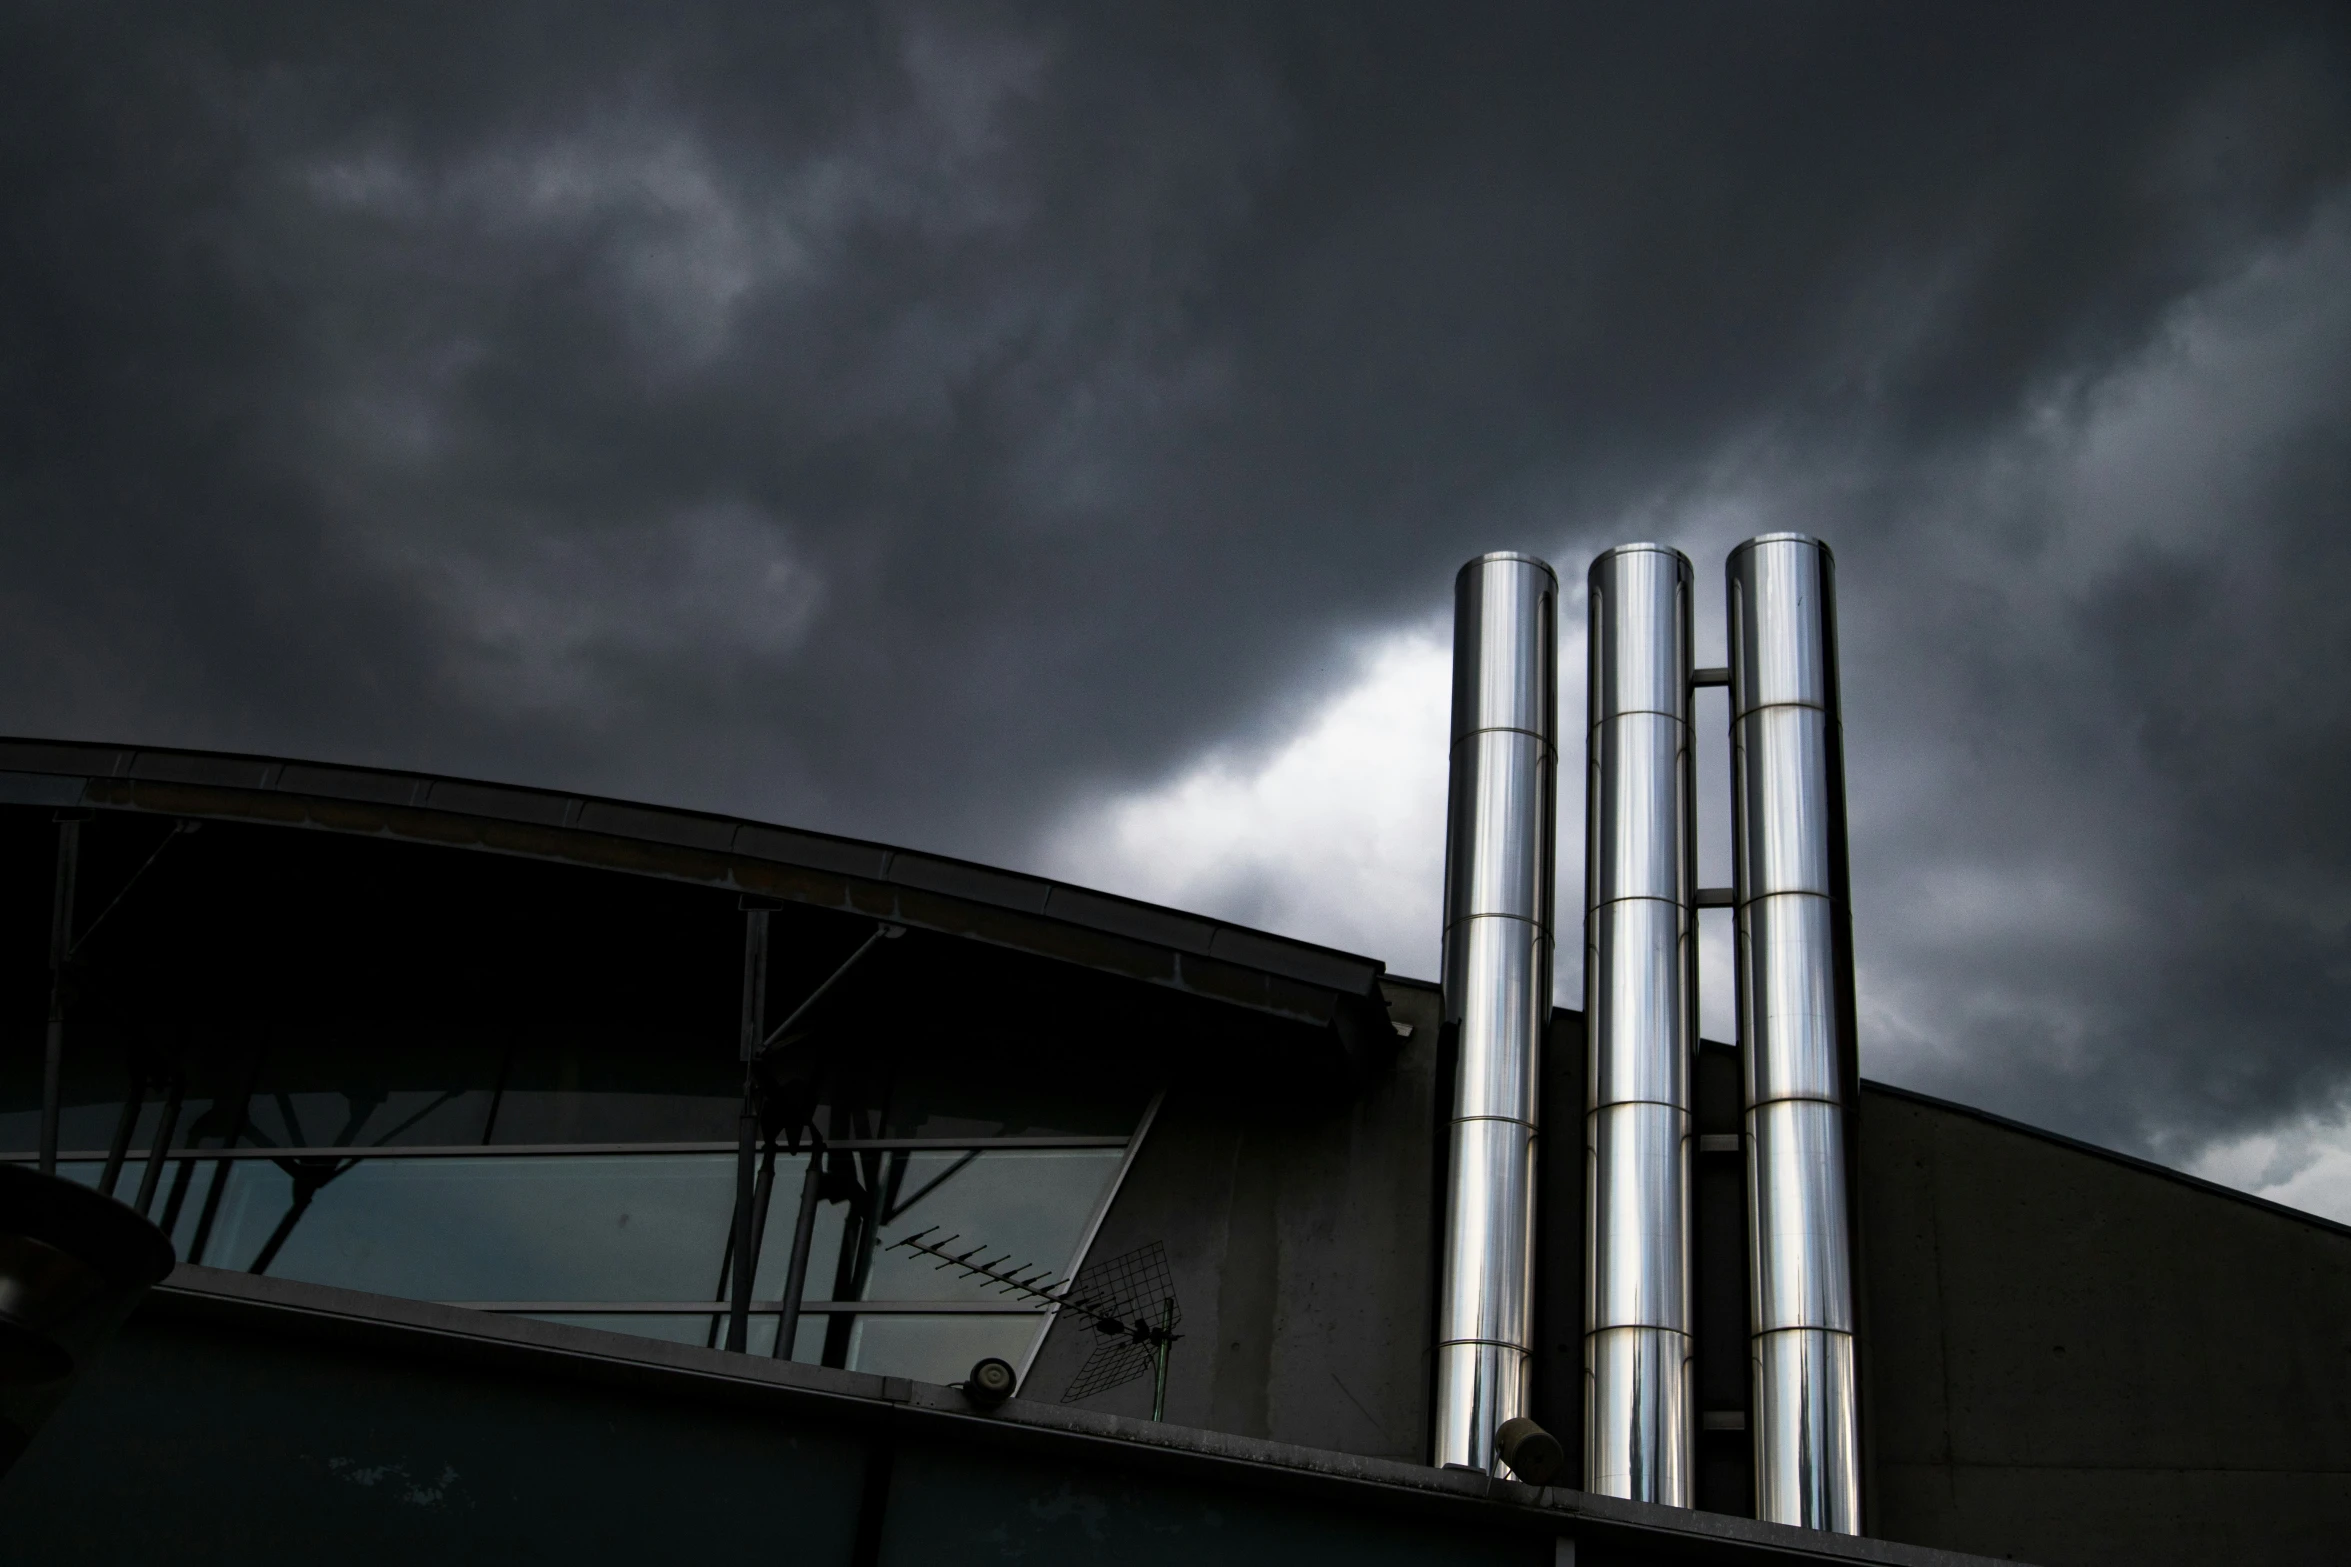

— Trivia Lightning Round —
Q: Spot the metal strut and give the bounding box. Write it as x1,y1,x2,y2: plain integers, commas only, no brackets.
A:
725,906,773,1352
724,912,903,1353
39,813,85,1177
43,815,198,1181
757,922,903,1057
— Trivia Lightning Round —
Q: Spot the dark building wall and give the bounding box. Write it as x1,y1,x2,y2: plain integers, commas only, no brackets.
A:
0,1273,1985,1567
1031,981,1596,1471
1860,1084,2351,1566
4,1307,1514,1567
9,752,2350,1563
3,1310,872,1564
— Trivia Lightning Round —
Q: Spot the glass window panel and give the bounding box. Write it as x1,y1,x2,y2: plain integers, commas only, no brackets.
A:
0,1101,153,1158
244,1087,494,1151
747,1161,844,1302
850,1148,1123,1304
0,1030,236,1156
845,1314,1043,1386
176,1154,745,1300
61,1138,1130,1396
57,1161,117,1193
63,1144,1124,1317
0,1028,747,1155
782,1313,824,1362
483,1033,739,1144
5,1032,1153,1153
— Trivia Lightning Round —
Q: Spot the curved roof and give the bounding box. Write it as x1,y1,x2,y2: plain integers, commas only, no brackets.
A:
0,737,1392,1068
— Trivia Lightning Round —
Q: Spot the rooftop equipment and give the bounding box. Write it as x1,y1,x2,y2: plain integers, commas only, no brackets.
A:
1432,553,1558,1475
1567,531,1863,1531
1583,544,1697,1505
1727,534,1861,1532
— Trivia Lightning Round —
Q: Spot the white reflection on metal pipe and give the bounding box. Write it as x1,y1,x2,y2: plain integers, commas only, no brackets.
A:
1727,534,1861,1533
1434,553,1557,1475
1582,544,1694,1506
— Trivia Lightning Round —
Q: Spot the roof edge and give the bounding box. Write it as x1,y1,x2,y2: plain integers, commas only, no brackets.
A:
142,1264,2016,1566
1860,1078,2351,1244
0,736,1385,1032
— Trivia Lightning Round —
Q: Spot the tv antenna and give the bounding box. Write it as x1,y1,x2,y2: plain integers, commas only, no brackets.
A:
888,1230,1182,1420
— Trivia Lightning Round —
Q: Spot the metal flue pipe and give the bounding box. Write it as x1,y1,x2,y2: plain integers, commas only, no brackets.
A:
1582,544,1696,1506
1727,533,1862,1533
1434,553,1558,1475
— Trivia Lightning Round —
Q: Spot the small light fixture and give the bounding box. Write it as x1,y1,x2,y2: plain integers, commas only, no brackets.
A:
1497,1415,1566,1486
964,1356,1017,1408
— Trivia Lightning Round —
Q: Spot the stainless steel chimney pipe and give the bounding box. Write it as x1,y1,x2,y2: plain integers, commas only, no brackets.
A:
1434,552,1558,1475
1727,533,1861,1533
1582,544,1696,1506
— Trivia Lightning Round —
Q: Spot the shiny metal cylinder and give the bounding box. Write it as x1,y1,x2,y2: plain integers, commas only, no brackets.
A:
1435,553,1557,1475
1582,544,1695,1505
1728,533,1861,1534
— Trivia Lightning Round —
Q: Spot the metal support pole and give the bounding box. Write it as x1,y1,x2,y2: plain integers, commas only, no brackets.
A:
40,814,84,1177
1728,533,1862,1533
745,1137,779,1327
738,906,773,1064
773,1145,824,1360
99,1063,145,1199
1151,1297,1176,1422
1433,553,1557,1474
725,1102,758,1352
186,1047,262,1266
726,908,771,1353
1583,544,1696,1506
133,1074,186,1217
156,1152,199,1235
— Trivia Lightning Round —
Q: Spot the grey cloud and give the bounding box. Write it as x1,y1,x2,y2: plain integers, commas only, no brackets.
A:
1656,195,2351,1155
2,3,2348,1162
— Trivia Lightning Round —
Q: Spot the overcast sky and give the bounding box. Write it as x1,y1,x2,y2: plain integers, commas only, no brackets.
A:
6,5,2350,1213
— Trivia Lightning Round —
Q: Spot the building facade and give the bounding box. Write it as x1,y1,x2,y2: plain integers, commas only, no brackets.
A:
0,738,2345,1564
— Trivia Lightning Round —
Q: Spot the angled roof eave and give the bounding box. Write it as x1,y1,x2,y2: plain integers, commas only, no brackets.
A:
0,738,1391,1067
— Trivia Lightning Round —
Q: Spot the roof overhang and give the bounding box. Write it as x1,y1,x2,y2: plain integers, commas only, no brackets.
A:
0,739,1393,1074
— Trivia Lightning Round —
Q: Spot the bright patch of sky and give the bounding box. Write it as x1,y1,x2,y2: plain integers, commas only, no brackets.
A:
1047,564,2351,1230
1042,621,1456,980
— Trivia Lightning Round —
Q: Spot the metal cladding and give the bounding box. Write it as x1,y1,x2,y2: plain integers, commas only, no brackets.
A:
1435,552,1558,1475
1727,533,1862,1534
1582,544,1696,1506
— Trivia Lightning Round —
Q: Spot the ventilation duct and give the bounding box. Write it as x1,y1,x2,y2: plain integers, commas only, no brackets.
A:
1558,531,1861,1533
1433,553,1558,1476
1728,533,1861,1532
1582,544,1695,1505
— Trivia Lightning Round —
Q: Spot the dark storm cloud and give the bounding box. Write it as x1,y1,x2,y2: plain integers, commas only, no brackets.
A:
2,3,2348,1161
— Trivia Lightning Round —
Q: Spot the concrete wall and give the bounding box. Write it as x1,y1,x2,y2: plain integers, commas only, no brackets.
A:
1029,980,1598,1470
1861,1084,2351,1566
1025,979,1448,1457
1053,989,2351,1567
